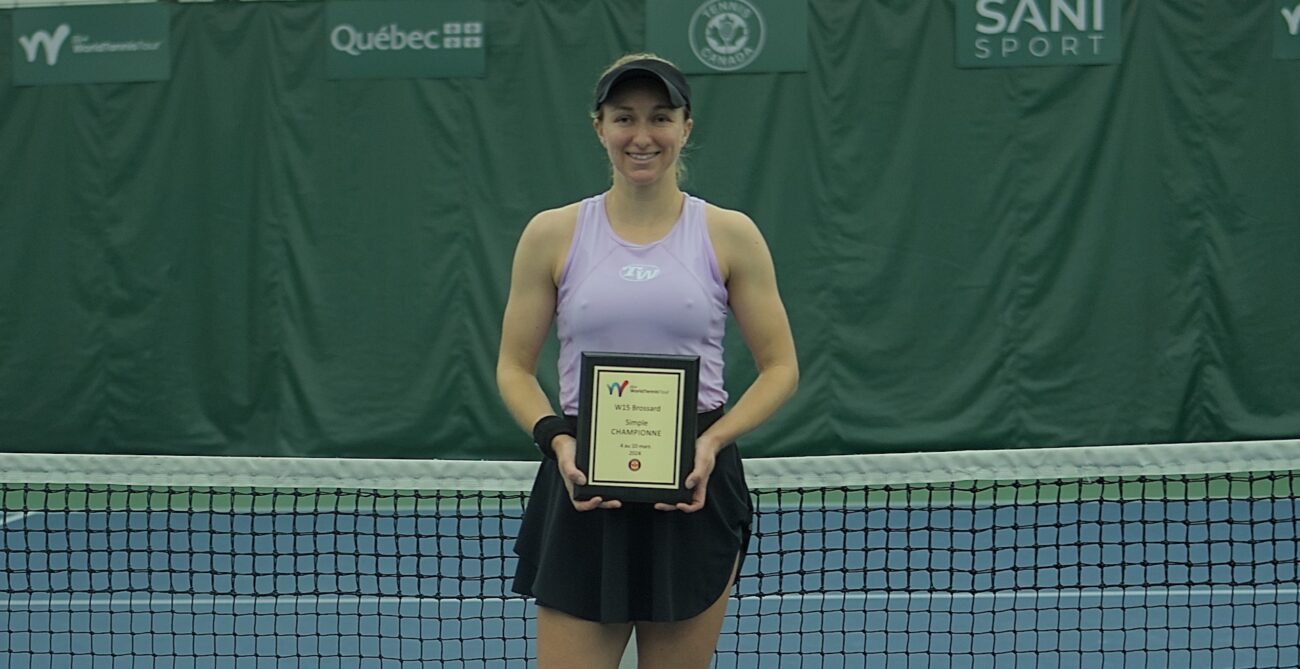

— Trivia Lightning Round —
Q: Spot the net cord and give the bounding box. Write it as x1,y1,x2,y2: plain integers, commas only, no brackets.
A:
0,438,1297,490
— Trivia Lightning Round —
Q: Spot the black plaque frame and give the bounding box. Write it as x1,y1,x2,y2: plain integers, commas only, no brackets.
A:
574,352,699,505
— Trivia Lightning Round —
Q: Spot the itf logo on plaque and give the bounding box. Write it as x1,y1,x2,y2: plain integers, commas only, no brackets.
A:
1278,1,1300,59
11,5,170,86
955,0,1122,68
646,0,807,74
325,0,485,79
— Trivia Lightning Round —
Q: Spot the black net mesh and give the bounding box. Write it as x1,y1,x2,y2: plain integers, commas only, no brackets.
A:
1,469,1297,666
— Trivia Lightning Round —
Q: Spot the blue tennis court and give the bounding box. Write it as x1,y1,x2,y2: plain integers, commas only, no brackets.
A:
3,482,1297,667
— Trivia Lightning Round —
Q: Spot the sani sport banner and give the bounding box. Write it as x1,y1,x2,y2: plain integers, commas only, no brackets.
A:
646,0,808,73
955,0,1122,68
325,0,485,79
1278,0,1300,59
11,4,169,86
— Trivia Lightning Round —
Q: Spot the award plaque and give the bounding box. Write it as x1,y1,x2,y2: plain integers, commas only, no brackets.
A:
574,352,699,505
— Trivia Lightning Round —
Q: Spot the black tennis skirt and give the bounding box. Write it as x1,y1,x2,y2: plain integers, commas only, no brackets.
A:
511,407,753,623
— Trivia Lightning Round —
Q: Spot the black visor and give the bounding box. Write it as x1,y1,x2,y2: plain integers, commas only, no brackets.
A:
592,58,691,112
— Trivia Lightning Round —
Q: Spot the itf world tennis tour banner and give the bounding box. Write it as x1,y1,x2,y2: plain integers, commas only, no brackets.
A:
325,0,485,79
10,4,170,86
1279,0,1300,59
955,0,1122,68
646,0,808,73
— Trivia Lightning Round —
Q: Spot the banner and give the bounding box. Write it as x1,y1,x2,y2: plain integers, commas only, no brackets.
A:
646,0,807,73
1278,1,1300,59
12,5,170,86
325,0,485,79
955,0,1122,68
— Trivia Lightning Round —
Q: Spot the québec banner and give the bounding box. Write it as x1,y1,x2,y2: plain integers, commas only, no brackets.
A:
325,0,486,79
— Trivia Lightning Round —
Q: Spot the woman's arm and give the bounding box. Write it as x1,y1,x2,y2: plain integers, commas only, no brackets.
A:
704,208,799,446
658,207,799,512
496,206,620,511
496,210,566,432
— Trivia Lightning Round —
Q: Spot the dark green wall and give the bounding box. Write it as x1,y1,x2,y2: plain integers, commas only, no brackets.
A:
2,1,1297,458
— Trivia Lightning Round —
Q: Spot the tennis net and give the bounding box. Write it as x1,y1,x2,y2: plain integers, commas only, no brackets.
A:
1,439,1298,667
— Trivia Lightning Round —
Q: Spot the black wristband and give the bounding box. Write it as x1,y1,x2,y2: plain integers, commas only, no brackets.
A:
531,415,574,460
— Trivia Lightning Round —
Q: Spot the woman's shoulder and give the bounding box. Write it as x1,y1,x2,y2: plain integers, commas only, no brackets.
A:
702,202,764,249
529,201,583,232
519,201,587,281
521,201,583,249
702,201,754,228
701,202,766,281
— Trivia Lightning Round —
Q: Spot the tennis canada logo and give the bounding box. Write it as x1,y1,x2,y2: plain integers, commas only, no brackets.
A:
607,380,630,396
620,264,660,282
689,0,766,72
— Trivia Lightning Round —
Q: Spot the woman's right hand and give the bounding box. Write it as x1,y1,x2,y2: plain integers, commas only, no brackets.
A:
552,435,622,511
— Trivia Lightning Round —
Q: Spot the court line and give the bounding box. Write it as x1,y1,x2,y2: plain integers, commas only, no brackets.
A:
1,587,1297,610
743,587,1300,603
0,512,34,528
0,595,527,610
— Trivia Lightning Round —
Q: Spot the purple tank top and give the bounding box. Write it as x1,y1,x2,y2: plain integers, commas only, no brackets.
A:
556,193,728,415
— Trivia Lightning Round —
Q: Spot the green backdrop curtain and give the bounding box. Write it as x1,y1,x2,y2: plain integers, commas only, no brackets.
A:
1,0,1297,458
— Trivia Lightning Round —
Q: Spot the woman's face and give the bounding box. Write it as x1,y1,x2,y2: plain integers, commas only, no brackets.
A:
594,79,692,187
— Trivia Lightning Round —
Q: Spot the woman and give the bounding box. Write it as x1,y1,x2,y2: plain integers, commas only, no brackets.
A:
496,53,798,668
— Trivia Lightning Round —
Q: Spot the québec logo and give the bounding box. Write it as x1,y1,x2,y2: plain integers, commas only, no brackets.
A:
330,22,483,56
19,24,72,66
620,264,661,282
607,380,630,396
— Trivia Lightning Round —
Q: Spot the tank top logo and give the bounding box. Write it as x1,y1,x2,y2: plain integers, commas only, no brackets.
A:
620,264,661,282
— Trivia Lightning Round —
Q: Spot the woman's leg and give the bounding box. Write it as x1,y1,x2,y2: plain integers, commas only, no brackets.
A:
633,556,740,669
535,604,634,669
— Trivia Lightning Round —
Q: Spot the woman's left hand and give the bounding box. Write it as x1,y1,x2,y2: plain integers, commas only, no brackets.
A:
655,434,723,513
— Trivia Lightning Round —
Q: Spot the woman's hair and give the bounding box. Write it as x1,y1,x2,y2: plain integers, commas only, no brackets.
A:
592,53,692,184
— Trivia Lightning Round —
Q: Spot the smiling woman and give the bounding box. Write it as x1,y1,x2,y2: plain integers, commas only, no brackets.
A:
496,53,798,669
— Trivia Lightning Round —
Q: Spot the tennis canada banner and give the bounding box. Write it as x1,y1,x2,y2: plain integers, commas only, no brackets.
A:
955,0,1122,68
645,0,808,74
325,0,485,79
1278,1,1300,59
11,5,170,86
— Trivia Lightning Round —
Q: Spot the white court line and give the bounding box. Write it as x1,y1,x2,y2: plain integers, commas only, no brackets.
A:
746,587,1300,603
1,512,34,528
0,595,526,610
0,587,1297,610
